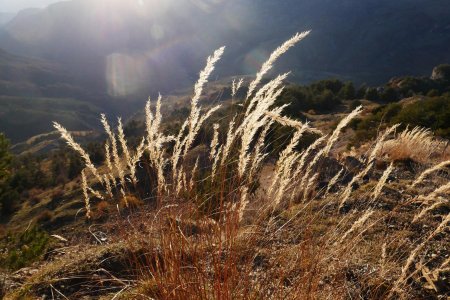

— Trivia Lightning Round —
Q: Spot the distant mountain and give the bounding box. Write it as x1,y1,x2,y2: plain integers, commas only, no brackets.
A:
251,0,450,84
1,0,450,142
0,48,115,143
0,0,217,96
0,95,104,143
1,0,449,90
0,48,82,97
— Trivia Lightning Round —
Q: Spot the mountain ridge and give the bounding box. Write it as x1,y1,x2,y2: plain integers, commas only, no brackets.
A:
1,0,449,142
1,0,449,92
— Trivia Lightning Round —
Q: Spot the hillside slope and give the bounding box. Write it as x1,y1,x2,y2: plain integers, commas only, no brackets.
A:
0,48,80,97
0,47,145,142
0,96,103,143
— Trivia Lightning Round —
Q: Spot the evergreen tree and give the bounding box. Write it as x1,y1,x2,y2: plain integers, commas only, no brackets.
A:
0,133,19,216
339,82,356,100
365,87,380,101
0,133,12,183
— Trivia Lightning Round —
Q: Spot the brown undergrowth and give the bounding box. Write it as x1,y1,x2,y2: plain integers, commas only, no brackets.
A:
5,32,449,299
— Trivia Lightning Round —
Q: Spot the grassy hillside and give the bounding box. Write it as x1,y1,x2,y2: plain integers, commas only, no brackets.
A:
0,48,83,97
0,47,157,142
0,96,102,143
0,35,449,299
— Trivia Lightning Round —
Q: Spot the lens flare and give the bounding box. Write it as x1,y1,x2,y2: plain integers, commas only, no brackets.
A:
106,53,147,97
243,48,269,75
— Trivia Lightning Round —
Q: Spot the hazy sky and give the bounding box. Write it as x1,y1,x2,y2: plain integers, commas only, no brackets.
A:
0,0,61,13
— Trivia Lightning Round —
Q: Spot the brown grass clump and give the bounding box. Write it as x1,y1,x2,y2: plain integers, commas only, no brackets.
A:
27,196,41,206
43,32,450,300
36,210,53,224
94,200,111,219
119,195,143,210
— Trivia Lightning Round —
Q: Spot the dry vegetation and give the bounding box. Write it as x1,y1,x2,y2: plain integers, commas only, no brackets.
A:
378,126,448,164
4,32,449,299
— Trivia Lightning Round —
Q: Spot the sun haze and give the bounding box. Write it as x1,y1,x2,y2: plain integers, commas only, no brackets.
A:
0,0,63,12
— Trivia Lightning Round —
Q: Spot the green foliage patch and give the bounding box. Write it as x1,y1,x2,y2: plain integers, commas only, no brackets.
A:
0,133,19,216
276,79,354,115
350,95,450,145
0,226,50,270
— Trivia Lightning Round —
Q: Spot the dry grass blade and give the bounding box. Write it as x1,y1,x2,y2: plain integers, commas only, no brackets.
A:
380,126,447,163
270,127,308,207
183,47,225,156
323,105,363,156
372,162,394,201
368,124,400,163
246,31,310,100
172,47,225,181
413,198,447,223
81,169,91,219
420,181,450,202
53,122,102,183
411,159,450,188
390,213,450,297
265,111,323,135
339,161,374,210
337,210,374,244
325,168,344,197
101,114,126,190
232,77,244,98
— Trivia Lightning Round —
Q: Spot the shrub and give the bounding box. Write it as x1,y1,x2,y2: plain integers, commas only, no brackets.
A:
0,133,12,183
276,79,345,116
431,64,450,81
377,127,447,163
0,189,19,217
427,89,440,97
119,195,143,210
351,95,450,146
1,226,49,270
94,200,111,219
380,87,399,102
350,99,362,110
364,87,380,101
392,96,450,138
339,82,356,100
0,133,19,217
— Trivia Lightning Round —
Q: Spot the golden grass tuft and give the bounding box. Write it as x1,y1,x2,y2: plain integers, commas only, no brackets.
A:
378,126,447,163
